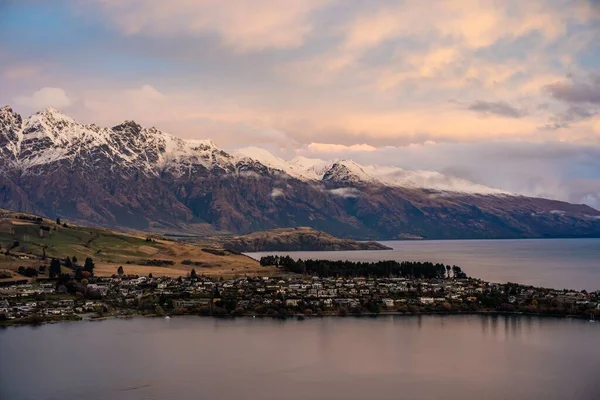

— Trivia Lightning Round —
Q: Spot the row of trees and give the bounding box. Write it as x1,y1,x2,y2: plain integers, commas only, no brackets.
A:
259,256,467,279
15,256,95,279
49,256,95,279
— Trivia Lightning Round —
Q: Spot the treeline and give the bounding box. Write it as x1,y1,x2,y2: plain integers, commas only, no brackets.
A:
259,256,467,279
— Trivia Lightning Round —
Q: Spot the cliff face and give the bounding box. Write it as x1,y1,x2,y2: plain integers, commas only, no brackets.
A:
1,106,600,240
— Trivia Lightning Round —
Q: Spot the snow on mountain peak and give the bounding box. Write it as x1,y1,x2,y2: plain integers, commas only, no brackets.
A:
321,159,374,184
113,120,143,133
1,105,15,115
361,165,509,194
233,147,305,178
35,107,75,123
0,107,510,195
186,138,220,150
289,155,325,168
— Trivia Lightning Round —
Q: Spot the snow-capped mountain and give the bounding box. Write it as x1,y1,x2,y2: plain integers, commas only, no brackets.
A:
1,106,599,239
2,106,237,176
237,148,509,195
2,106,507,194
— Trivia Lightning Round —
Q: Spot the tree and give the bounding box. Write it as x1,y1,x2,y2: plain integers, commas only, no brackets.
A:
148,273,153,279
446,265,451,279
64,257,73,269
72,256,78,264
56,218,61,225
452,266,467,279
83,257,95,276
190,268,197,280
49,258,61,279
117,266,124,276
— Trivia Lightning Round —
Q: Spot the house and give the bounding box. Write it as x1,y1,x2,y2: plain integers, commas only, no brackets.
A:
174,299,211,308
382,298,395,308
420,297,435,304
58,299,74,307
285,299,300,307
86,284,108,297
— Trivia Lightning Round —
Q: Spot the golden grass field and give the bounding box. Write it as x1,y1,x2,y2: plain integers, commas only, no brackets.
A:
0,209,275,281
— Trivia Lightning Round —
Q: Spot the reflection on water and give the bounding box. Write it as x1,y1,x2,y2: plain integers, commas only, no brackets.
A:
248,238,600,291
1,316,599,400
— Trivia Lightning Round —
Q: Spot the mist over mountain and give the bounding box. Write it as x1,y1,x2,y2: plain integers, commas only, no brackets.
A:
1,106,599,239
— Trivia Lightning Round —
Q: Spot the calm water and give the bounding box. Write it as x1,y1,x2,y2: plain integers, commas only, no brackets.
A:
249,238,600,291
1,316,599,400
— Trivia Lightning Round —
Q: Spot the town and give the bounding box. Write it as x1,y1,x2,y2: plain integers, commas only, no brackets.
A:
1,257,599,325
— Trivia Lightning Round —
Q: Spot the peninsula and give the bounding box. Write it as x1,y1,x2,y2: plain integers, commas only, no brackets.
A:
1,257,598,326
204,227,392,252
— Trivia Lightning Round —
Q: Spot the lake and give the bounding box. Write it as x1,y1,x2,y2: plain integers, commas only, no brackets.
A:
248,238,600,291
1,316,599,400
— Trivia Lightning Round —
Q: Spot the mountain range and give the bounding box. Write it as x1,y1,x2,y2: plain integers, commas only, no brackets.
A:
1,106,600,240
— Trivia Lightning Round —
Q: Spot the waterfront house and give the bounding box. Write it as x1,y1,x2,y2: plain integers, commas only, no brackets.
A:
383,298,395,308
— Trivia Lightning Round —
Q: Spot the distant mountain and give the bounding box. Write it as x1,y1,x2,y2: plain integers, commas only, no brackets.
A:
1,106,600,239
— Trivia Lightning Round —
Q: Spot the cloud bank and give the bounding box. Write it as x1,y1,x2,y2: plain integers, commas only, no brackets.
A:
14,87,73,109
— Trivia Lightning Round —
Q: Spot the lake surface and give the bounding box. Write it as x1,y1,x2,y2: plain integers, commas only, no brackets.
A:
1,316,599,400
249,238,600,291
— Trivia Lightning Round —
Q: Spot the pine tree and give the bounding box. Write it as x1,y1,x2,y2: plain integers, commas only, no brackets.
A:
49,258,61,279
83,257,95,275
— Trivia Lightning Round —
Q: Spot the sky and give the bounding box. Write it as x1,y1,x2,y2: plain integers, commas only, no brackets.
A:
1,0,600,208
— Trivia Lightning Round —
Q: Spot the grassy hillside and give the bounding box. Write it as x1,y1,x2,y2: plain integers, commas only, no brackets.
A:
0,209,271,281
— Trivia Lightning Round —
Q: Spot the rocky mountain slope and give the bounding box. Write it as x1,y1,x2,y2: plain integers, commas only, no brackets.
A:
206,227,392,252
1,106,600,239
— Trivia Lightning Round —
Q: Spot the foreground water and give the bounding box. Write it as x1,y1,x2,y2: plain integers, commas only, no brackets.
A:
249,238,600,291
1,316,599,400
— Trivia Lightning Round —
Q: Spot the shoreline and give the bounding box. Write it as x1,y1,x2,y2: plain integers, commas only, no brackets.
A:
2,309,596,328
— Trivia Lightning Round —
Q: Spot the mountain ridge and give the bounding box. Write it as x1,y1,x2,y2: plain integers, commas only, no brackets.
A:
1,106,599,240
